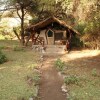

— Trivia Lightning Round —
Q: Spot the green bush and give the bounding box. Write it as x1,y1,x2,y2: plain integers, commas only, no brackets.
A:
75,21,86,34
0,50,7,64
0,46,6,50
55,58,65,71
33,72,40,85
81,19,100,49
91,68,98,77
71,36,83,48
64,75,79,85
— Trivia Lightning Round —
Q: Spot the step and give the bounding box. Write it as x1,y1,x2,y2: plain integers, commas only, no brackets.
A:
32,45,66,54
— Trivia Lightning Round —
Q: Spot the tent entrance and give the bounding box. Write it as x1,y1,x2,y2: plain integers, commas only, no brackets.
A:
54,31,66,45
47,29,54,45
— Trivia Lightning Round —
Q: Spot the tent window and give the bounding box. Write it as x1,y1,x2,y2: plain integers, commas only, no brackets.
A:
47,29,53,37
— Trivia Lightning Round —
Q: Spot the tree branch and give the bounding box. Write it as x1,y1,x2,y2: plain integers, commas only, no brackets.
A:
16,7,22,19
24,10,27,16
10,10,21,23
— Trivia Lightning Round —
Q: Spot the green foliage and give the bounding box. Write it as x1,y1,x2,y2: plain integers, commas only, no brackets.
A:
13,26,21,34
33,72,40,85
0,40,40,100
84,20,100,36
79,0,100,49
91,68,98,77
79,19,100,49
0,46,6,50
55,58,65,71
64,75,79,85
0,50,7,64
0,34,5,40
75,21,86,34
71,36,83,48
29,17,39,24
0,19,16,40
8,0,40,15
0,34,13,40
67,78,100,100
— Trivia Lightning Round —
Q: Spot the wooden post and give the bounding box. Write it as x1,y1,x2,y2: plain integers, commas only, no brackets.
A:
13,28,21,42
31,32,35,45
25,35,31,46
45,29,48,44
34,32,40,45
68,29,72,42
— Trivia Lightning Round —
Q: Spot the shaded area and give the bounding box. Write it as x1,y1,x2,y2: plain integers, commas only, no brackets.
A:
60,50,100,100
61,51,100,75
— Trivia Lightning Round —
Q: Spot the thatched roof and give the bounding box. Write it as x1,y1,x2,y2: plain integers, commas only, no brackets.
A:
27,16,80,35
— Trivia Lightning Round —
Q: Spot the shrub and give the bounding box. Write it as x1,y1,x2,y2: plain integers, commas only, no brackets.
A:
75,21,86,34
55,58,65,71
0,50,7,64
71,36,83,48
64,75,79,85
33,72,40,85
91,68,97,77
0,46,6,50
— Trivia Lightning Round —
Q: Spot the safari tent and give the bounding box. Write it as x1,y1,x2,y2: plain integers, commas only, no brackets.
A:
27,16,80,45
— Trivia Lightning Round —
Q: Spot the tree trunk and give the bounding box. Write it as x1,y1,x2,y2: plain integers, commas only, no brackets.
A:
13,28,21,42
25,35,31,46
20,7,25,46
34,33,40,45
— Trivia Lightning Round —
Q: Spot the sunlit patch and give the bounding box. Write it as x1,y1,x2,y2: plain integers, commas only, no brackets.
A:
0,67,6,70
62,50,100,61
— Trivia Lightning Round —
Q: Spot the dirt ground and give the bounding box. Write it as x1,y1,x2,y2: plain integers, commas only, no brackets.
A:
38,50,100,100
38,55,66,100
61,50,100,71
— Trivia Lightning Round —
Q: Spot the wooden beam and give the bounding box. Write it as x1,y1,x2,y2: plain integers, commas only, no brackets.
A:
34,32,40,45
